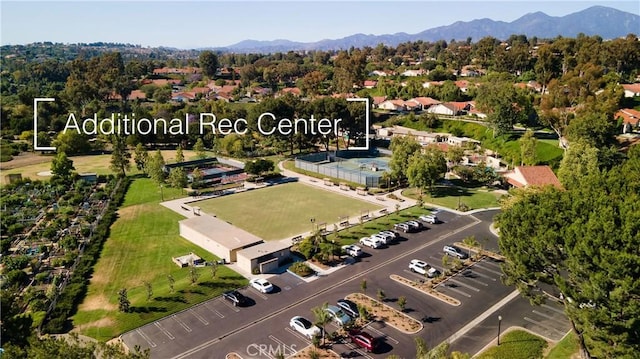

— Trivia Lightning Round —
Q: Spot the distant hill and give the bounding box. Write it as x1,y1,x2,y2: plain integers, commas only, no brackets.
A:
217,6,639,53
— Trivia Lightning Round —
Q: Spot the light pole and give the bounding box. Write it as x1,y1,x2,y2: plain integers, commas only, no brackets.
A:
497,315,503,346
310,217,315,233
160,184,164,201
457,189,462,209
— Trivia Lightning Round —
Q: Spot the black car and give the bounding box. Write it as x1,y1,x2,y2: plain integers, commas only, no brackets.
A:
337,299,359,318
222,290,249,307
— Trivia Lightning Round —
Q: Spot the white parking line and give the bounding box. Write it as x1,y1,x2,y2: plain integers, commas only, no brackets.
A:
190,309,209,325
532,310,569,327
542,303,566,315
480,259,502,269
524,316,567,336
155,322,175,340
447,278,481,292
402,269,430,281
204,302,225,318
439,284,472,298
365,324,399,344
171,314,192,332
472,263,503,276
458,273,489,287
269,335,297,358
219,298,241,312
251,289,269,301
342,343,373,359
135,328,157,348
284,327,311,344
463,269,497,281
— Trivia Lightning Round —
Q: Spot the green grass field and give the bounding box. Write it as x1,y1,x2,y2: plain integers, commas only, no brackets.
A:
403,186,502,211
71,178,247,341
545,332,579,359
477,330,548,359
195,182,382,240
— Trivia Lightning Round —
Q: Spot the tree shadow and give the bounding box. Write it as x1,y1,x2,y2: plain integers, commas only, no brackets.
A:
154,295,187,303
421,316,441,323
130,306,168,313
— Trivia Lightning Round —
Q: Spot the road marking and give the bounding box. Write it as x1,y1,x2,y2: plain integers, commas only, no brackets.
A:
445,289,520,344
472,263,503,276
172,314,192,332
447,278,480,292
458,273,489,287
480,259,502,269
251,288,269,301
190,309,209,325
284,327,311,344
135,328,156,348
169,218,483,359
403,269,430,281
524,316,567,336
463,269,497,281
155,322,175,340
440,284,472,298
342,343,373,359
542,303,566,315
204,303,225,318
219,298,241,312
532,310,569,327
269,334,298,357
365,324,399,344
284,286,292,291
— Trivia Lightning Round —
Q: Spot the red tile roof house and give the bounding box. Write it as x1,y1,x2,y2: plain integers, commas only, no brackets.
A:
615,108,640,132
363,80,378,89
503,166,563,189
406,97,441,111
621,83,640,98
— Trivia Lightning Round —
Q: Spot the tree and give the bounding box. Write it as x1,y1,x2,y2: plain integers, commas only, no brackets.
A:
53,131,91,155
557,141,599,189
199,51,219,78
189,266,199,285
361,279,367,293
311,302,331,346
168,167,188,190
118,288,130,312
497,148,640,358
51,151,75,180
389,136,422,182
475,78,527,136
167,274,175,293
406,147,447,194
133,143,149,173
397,296,407,312
377,288,386,302
566,111,616,149
194,138,207,159
147,150,166,185
175,144,185,163
210,262,218,279
462,235,479,260
110,135,131,177
519,129,537,166
446,146,464,168
191,167,204,189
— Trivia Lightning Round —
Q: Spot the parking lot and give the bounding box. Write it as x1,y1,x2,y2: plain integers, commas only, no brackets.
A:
122,209,570,359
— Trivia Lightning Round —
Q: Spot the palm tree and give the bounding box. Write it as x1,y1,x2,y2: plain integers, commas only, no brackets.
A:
311,302,331,346
462,235,479,259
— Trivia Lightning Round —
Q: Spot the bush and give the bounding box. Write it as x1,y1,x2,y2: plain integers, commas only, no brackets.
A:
289,262,314,277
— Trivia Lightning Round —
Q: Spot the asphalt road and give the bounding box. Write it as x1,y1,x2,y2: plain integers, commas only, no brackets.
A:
122,209,570,359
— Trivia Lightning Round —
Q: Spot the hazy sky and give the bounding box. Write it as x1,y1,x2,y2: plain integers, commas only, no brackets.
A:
1,1,638,49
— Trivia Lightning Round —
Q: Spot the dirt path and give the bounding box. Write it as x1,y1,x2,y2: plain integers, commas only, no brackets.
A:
0,152,52,170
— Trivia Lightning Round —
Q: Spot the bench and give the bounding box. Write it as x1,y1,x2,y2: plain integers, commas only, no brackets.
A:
291,235,303,244
339,220,349,227
181,205,189,211
360,214,370,221
379,209,388,214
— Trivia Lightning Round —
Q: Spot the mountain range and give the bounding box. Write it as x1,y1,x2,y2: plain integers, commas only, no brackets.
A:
215,6,639,53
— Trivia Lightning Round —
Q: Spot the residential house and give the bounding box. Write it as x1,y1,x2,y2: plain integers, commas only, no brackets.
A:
526,81,544,93
372,96,387,108
615,108,640,132
378,99,407,112
405,97,440,111
447,136,480,148
153,67,201,75
364,80,378,89
401,69,426,77
280,87,302,97
454,80,470,93
503,166,563,189
369,70,393,77
621,83,640,98
460,66,482,77
422,81,443,88
427,102,470,116
378,126,446,145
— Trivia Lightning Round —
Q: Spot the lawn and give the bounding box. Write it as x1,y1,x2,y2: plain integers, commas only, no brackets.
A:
402,186,502,211
545,332,579,359
194,182,382,240
71,177,247,341
477,329,548,359
0,150,204,185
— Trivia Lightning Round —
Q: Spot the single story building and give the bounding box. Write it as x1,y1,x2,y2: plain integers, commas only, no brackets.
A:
503,166,563,189
236,241,292,274
179,214,263,263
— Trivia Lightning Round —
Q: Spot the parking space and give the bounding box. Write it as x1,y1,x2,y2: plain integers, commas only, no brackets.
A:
521,301,572,341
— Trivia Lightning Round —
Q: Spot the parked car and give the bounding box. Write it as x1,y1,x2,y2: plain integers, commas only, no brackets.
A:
347,330,380,353
341,244,363,257
379,230,399,239
393,223,411,233
290,316,322,339
336,299,359,318
325,305,351,326
222,290,249,307
443,245,468,259
249,278,273,293
406,220,423,230
419,214,439,224
359,236,382,249
409,259,439,278
371,233,391,245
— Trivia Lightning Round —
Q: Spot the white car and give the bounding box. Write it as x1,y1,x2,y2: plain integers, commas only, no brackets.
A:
290,316,322,339
359,236,382,249
342,244,363,257
249,278,274,293
409,259,439,278
419,214,439,224
370,233,391,245
379,230,399,239
325,305,351,326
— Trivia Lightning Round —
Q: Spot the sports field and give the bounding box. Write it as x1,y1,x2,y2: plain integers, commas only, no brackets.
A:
195,182,382,240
